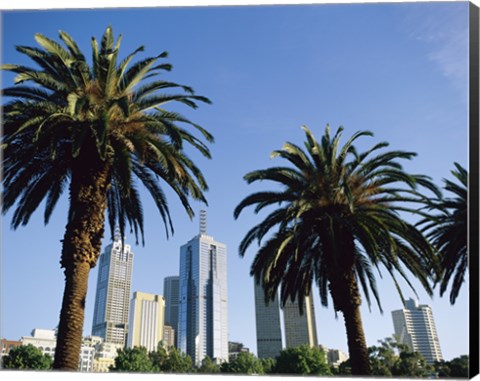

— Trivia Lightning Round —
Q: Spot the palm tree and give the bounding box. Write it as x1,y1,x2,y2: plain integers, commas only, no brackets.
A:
419,163,467,304
2,27,213,370
234,125,439,375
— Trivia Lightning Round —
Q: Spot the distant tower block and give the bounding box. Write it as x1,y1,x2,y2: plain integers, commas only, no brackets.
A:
199,210,207,235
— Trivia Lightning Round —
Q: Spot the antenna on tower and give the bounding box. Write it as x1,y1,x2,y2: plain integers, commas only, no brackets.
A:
199,210,207,235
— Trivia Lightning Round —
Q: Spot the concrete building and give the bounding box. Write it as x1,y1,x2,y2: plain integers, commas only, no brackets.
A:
228,341,250,361
253,281,283,359
178,210,228,365
392,298,443,364
163,276,180,347
163,325,175,348
93,342,123,372
327,348,349,367
127,291,165,352
21,329,103,372
283,294,318,348
92,228,134,346
1,339,22,358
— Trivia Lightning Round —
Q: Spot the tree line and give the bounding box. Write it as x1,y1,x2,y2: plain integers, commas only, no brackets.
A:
2,341,469,378
1,26,469,375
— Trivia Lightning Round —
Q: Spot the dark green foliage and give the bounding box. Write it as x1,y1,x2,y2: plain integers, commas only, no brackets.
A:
273,345,331,375
110,347,153,372
369,337,433,378
112,346,194,373
419,163,468,304
2,344,53,370
234,125,439,374
197,356,220,374
259,357,276,374
221,352,264,374
161,347,194,373
434,355,469,378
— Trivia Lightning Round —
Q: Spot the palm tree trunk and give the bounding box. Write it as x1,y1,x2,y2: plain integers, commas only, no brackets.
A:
53,145,110,370
340,278,371,375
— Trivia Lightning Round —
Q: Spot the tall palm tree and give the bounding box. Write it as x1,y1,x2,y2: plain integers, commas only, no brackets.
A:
234,125,439,375
2,27,213,370
419,163,468,304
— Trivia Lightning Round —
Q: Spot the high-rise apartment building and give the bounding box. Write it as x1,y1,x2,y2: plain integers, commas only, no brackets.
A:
163,276,180,347
92,229,134,346
127,292,165,352
253,281,283,359
283,293,318,348
391,298,443,364
178,211,228,365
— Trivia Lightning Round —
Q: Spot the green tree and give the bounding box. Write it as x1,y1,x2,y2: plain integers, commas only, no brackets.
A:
259,357,276,374
149,344,168,372
434,355,469,378
197,356,220,374
2,344,53,370
110,347,153,372
369,337,433,378
419,163,468,304
162,347,194,373
234,125,439,375
448,355,469,378
274,345,331,375
221,352,264,374
1,27,212,370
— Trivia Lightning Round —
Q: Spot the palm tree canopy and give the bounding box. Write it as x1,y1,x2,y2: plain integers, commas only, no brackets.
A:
234,125,440,313
2,26,213,244
418,162,467,304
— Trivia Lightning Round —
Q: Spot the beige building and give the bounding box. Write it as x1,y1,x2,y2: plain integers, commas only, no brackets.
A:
93,342,123,372
162,325,175,348
127,292,165,352
283,294,318,348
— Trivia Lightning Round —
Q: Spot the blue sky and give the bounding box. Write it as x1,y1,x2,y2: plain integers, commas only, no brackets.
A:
1,2,470,362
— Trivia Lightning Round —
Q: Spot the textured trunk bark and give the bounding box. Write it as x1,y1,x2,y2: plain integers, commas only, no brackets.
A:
340,276,371,375
324,224,371,376
53,143,110,370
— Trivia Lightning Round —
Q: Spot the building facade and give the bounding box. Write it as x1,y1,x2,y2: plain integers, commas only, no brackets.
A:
163,325,176,348
92,229,134,346
1,339,22,358
253,281,283,359
391,298,443,364
178,211,228,365
21,329,103,372
127,292,165,352
283,293,318,348
163,276,180,347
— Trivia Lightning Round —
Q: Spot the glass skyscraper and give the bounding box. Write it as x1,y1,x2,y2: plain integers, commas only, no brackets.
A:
163,276,180,347
92,229,134,346
253,281,283,359
178,211,228,365
392,298,443,364
283,294,318,348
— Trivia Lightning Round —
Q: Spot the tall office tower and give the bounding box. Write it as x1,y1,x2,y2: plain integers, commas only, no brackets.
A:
178,210,228,365
391,298,443,364
253,281,283,359
127,292,165,352
283,293,318,348
163,276,180,347
92,229,134,346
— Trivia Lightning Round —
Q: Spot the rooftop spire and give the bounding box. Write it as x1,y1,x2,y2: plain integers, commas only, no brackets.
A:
199,210,207,235
114,226,121,242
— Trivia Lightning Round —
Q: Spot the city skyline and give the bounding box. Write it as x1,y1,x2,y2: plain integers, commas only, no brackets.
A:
2,2,470,362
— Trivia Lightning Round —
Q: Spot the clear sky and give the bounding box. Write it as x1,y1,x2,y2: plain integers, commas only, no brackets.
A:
1,1,470,362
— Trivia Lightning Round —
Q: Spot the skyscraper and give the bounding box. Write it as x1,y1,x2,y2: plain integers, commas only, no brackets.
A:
127,292,165,352
253,281,283,359
283,293,318,348
163,276,180,347
391,298,443,364
178,210,228,365
92,229,134,346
